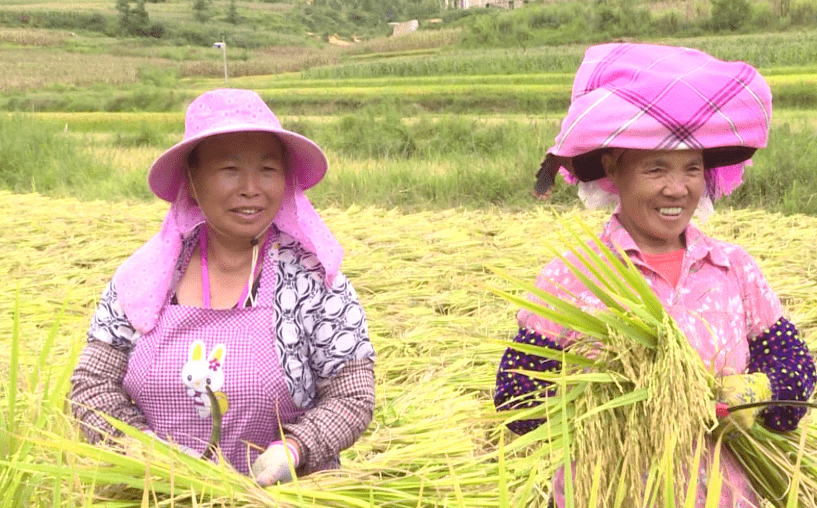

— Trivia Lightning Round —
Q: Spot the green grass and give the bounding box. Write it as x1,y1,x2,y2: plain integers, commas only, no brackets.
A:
7,108,817,216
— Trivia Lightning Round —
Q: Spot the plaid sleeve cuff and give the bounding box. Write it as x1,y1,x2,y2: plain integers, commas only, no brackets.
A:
282,358,375,474
70,339,148,443
748,318,816,432
494,328,562,435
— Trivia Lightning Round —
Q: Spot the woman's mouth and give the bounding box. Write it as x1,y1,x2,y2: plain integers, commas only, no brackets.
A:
658,207,683,217
232,207,263,217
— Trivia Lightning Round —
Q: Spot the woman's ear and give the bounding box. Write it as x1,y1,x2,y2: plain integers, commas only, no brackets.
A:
185,166,199,204
601,151,617,180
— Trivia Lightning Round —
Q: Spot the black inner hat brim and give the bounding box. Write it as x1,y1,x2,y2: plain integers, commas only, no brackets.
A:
570,146,758,182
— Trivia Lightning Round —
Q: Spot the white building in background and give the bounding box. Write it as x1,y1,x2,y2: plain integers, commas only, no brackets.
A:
388,19,420,36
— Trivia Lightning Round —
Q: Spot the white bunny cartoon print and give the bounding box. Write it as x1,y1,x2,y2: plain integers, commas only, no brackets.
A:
181,340,229,418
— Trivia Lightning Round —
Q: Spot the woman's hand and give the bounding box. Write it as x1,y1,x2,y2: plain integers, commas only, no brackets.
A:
716,370,772,432
251,439,300,486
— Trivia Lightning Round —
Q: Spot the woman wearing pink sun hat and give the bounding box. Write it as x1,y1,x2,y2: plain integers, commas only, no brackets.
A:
70,89,376,485
494,43,815,507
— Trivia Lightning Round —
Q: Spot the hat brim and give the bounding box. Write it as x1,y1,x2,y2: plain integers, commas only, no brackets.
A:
570,146,757,183
148,123,328,202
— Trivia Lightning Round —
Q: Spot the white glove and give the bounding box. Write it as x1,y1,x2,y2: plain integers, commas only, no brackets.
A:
251,440,300,486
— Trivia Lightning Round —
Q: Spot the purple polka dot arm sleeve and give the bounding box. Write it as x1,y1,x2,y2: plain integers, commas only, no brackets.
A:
494,328,562,435
747,318,816,432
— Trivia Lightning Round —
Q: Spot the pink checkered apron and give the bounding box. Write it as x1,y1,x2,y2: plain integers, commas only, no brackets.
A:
123,236,301,475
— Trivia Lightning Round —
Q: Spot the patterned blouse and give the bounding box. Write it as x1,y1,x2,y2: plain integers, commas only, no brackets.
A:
71,228,376,473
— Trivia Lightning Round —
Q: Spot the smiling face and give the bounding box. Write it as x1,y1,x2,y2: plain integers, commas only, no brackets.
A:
188,131,287,246
603,148,706,254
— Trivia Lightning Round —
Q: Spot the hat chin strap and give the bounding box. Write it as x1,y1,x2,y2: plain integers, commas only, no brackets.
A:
188,171,274,307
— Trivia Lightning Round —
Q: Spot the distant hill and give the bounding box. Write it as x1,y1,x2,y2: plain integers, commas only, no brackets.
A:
2,0,816,51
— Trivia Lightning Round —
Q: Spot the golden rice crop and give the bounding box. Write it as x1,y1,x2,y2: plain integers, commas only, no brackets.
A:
0,191,815,506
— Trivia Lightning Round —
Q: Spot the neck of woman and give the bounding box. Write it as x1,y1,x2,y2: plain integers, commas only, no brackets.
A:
205,226,257,276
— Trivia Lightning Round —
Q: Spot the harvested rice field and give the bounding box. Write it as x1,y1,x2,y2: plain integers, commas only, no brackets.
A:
1,191,816,506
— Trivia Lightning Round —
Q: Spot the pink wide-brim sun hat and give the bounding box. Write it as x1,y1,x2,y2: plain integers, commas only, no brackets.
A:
148,88,328,202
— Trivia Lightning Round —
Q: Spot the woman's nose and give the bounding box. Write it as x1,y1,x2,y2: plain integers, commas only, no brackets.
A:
238,169,261,196
662,173,689,197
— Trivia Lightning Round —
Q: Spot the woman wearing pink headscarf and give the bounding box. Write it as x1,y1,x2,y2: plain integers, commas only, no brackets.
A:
70,89,376,485
494,44,815,507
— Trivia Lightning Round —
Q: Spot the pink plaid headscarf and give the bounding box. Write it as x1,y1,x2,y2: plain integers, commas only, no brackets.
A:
538,43,772,202
113,89,343,334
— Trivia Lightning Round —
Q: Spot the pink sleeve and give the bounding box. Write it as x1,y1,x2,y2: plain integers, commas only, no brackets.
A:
735,249,783,338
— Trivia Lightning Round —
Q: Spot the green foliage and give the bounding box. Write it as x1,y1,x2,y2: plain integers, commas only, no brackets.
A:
709,0,750,31
0,10,115,35
294,0,441,38
0,114,151,201
116,0,130,32
225,0,240,25
457,2,657,48
129,0,151,36
113,122,170,147
192,0,213,23
721,122,817,216
790,0,817,25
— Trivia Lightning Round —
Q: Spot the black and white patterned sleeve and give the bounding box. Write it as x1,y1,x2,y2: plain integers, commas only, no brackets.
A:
87,280,141,350
305,271,376,386
274,234,376,408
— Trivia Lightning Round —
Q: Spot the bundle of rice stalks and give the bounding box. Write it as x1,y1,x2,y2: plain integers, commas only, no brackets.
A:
723,412,817,507
488,219,812,507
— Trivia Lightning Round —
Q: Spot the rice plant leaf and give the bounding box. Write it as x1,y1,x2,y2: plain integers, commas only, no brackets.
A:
704,437,724,508
786,412,810,508
613,463,628,508
643,461,660,508
594,311,656,349
31,294,68,396
573,388,649,424
574,220,666,319
8,289,20,453
608,242,665,320
560,219,640,300
605,304,662,335
683,429,706,508
663,432,677,508
47,338,82,412
573,220,645,302
547,245,628,314
447,459,466,508
486,266,610,336
491,339,595,367
498,431,508,508
487,283,602,335
505,370,629,384
501,405,577,450
560,353,574,508
587,459,602,508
